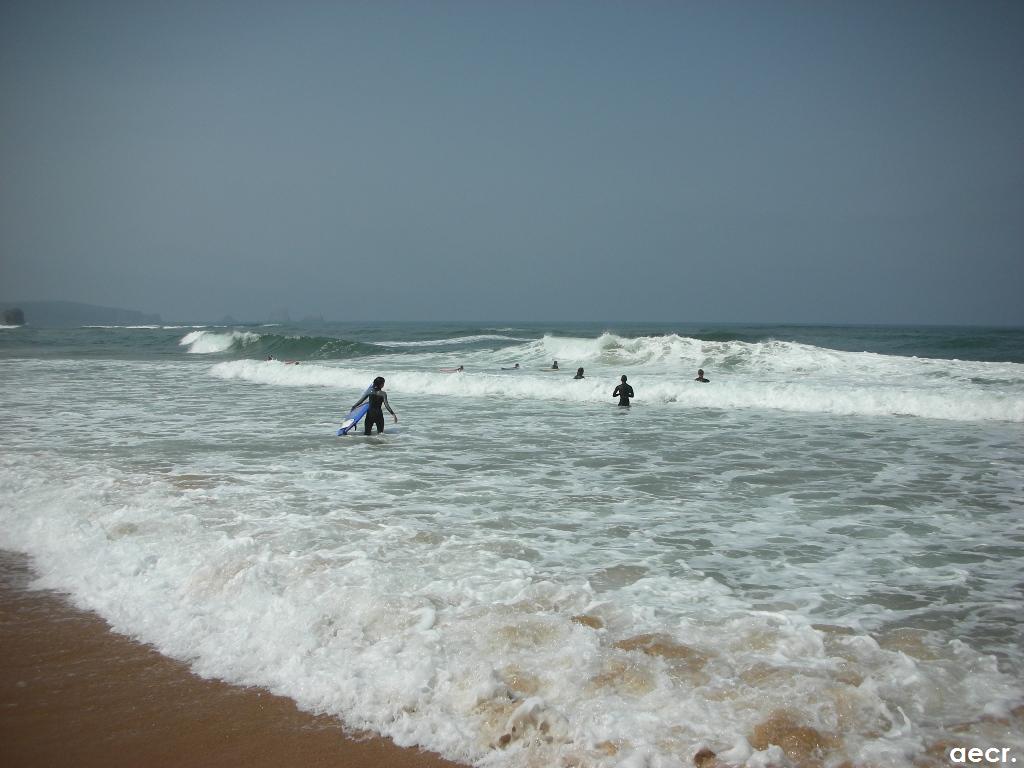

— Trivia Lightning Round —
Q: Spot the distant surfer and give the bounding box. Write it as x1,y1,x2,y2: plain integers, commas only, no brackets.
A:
551,360,559,370
441,365,464,373
574,367,585,379
502,363,520,370
613,375,634,407
695,369,710,383
350,377,398,435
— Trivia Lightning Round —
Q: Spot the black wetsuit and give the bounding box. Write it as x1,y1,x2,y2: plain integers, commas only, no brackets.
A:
365,389,389,434
613,383,634,406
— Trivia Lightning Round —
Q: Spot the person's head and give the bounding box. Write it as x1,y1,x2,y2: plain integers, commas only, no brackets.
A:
373,376,385,389
514,363,519,368
621,375,627,382
697,369,704,377
577,367,584,374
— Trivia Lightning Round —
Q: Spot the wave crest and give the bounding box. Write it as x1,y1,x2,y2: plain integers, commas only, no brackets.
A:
179,330,261,354
209,359,1024,423
178,330,380,359
379,334,531,348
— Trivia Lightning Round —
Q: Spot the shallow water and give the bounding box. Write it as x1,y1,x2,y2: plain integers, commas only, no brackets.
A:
1,322,1022,766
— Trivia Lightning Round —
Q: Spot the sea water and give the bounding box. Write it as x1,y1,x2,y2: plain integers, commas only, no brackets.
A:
1,322,1022,767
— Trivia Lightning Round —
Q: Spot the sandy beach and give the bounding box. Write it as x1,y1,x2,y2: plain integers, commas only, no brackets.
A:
0,551,464,768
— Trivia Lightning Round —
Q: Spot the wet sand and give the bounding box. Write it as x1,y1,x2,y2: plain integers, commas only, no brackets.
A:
0,551,465,768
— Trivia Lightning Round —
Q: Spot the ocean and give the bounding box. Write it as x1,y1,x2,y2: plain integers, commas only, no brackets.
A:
1,321,1022,767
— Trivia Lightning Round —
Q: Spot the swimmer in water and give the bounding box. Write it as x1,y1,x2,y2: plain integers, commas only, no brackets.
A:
612,375,634,406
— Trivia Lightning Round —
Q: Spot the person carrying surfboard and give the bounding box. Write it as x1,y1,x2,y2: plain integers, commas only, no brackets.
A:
612,375,634,407
351,377,398,435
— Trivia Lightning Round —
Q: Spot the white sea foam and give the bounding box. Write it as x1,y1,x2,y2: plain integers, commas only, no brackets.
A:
378,334,531,347
210,352,1024,423
2,346,1023,768
179,330,261,354
85,324,208,329
1,437,1020,767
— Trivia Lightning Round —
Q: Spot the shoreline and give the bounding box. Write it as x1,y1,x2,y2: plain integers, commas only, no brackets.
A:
0,551,466,768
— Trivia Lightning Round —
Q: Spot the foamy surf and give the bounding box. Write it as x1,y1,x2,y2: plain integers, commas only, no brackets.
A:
378,334,532,347
2,444,1020,768
211,353,1024,423
2,323,1022,768
179,329,261,354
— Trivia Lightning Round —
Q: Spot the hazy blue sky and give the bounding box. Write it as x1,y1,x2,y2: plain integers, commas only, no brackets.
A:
1,0,1022,324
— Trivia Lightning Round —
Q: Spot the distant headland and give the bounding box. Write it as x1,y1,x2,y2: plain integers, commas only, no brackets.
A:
0,301,162,327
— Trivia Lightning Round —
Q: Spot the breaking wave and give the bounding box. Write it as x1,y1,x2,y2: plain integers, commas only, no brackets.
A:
210,351,1024,424
178,330,379,359
378,334,531,347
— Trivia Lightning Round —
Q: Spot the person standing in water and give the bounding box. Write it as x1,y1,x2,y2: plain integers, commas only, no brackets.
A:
612,375,634,406
695,369,710,382
574,367,585,379
351,376,398,435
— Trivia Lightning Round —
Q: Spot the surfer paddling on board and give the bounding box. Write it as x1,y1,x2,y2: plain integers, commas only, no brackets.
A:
440,365,464,373
351,377,397,435
612,375,634,407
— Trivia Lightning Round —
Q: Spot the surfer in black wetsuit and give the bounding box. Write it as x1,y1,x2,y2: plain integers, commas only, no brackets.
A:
695,369,710,382
574,367,585,379
351,376,397,435
612,375,634,406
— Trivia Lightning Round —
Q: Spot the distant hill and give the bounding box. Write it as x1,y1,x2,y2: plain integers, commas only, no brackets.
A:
0,301,162,327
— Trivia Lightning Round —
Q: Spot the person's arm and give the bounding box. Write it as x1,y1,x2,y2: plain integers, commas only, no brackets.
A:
351,392,370,410
612,385,620,398
382,392,398,422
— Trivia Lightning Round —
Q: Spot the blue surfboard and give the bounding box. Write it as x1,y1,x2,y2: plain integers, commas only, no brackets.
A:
337,403,370,436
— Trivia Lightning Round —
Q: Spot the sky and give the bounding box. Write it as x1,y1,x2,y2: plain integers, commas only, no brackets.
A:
1,0,1022,325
